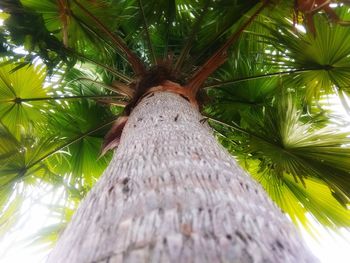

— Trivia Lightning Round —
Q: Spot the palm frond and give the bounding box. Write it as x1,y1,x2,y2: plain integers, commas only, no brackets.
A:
137,0,156,65
209,93,350,227
0,60,48,138
248,161,350,230
261,7,350,104
42,100,117,185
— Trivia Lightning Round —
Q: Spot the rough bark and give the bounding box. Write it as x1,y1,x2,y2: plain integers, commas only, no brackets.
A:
47,91,318,263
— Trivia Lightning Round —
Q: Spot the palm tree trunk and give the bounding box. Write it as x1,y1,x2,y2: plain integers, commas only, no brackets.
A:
47,91,318,263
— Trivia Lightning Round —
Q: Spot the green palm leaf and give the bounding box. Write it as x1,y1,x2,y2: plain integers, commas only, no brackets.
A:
249,162,350,229
44,100,116,186
209,93,350,227
21,0,118,53
0,60,48,138
261,7,350,103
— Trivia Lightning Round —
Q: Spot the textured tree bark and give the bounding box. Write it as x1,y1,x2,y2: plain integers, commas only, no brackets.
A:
47,91,318,263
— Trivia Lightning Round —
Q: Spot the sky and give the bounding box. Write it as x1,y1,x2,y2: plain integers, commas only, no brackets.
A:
302,225,350,263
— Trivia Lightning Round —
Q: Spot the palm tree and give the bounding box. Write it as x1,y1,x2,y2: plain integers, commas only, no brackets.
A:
1,0,350,262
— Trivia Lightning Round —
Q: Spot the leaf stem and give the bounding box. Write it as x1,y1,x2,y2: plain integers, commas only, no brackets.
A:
174,0,210,72
204,68,317,89
72,0,145,74
26,119,117,170
71,50,133,83
186,2,267,95
138,0,157,65
1,95,124,103
206,115,317,184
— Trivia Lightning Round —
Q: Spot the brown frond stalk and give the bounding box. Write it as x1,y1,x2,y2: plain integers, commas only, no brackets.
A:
185,2,268,97
111,81,135,98
294,0,350,36
72,0,146,75
58,0,71,47
96,99,128,107
101,116,128,156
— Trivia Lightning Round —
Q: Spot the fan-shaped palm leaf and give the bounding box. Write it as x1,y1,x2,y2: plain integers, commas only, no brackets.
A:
208,94,350,227
261,7,350,103
0,60,48,138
